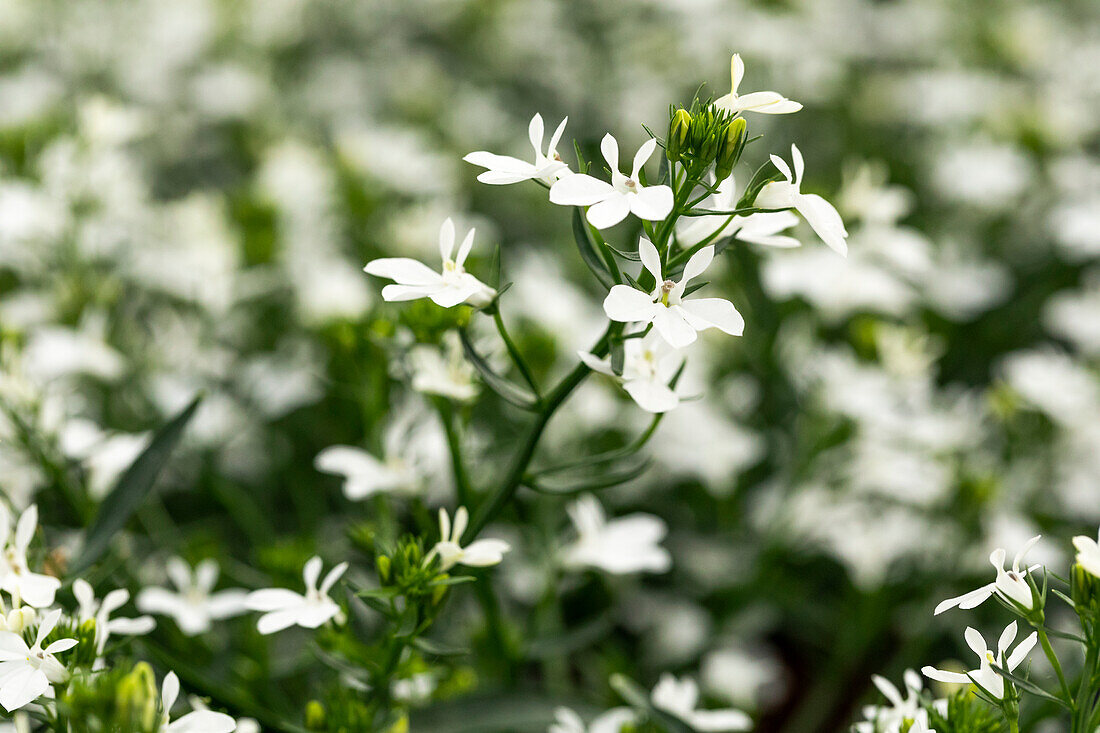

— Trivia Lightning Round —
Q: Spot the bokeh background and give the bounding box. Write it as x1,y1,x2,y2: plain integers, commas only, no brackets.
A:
2,0,1100,731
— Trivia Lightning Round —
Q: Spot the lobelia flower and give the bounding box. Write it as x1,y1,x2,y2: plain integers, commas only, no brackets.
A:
409,333,479,402
73,579,155,660
560,495,671,574
922,622,1036,700
245,556,348,635
158,671,236,733
603,239,744,348
677,176,800,249
854,670,934,733
1073,528,1100,578
933,535,1041,615
136,558,249,636
714,54,802,116
426,507,510,572
0,609,76,712
549,134,673,229
315,444,419,500
463,113,570,185
579,330,684,413
364,219,496,308
753,144,849,256
548,706,637,733
0,505,61,608
651,674,752,731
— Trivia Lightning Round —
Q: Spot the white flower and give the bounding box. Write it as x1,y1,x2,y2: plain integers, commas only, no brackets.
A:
427,507,510,572
464,113,570,185
1074,529,1100,578
560,496,670,574
158,671,236,733
933,535,1040,615
315,445,419,500
855,670,932,733
364,219,496,308
549,134,673,229
0,609,75,712
409,333,479,402
0,505,61,609
754,144,848,256
137,558,249,636
922,622,1036,700
548,706,637,733
651,674,752,731
73,579,155,660
714,54,802,116
245,556,348,635
602,239,744,348
579,331,684,413
677,176,800,249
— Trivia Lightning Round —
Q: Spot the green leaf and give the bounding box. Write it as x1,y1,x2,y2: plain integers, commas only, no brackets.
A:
70,395,203,575
572,208,614,289
608,245,642,262
458,329,540,411
412,636,469,657
525,457,651,495
681,280,709,297
736,160,783,209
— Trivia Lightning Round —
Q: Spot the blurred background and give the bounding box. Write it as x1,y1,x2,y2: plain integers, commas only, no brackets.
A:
2,0,1100,731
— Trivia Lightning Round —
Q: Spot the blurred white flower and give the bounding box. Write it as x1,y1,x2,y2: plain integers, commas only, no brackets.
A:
1073,529,1100,578
603,239,744,348
409,333,479,402
550,134,672,229
464,113,570,185
72,579,155,660
754,144,848,255
579,331,684,413
137,558,248,636
365,218,495,308
854,670,928,733
158,671,236,733
651,674,752,731
678,176,800,249
934,535,1041,615
0,609,75,712
548,706,637,733
427,507,510,572
0,505,61,608
922,622,1036,700
561,496,670,574
60,420,149,501
715,53,802,116
246,556,348,635
315,445,419,500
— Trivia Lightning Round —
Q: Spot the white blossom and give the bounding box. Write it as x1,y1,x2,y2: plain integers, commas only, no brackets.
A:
579,331,684,413
409,333,479,402
922,622,1036,700
0,609,75,712
73,579,155,660
464,113,570,185
714,54,802,116
547,706,637,733
549,134,673,229
315,445,419,500
137,558,249,636
158,671,236,733
246,556,348,635
651,674,752,731
0,505,61,609
427,507,510,572
754,144,848,255
1073,529,1100,578
933,535,1040,615
678,176,800,250
560,496,670,575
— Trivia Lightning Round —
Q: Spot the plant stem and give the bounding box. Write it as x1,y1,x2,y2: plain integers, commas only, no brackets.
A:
1038,626,1075,708
492,309,541,399
436,400,472,507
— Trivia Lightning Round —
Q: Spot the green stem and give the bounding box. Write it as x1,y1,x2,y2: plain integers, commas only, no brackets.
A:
492,309,541,399
1038,626,1075,708
436,400,472,507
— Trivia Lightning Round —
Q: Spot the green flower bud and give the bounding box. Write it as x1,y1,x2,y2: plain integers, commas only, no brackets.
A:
376,555,392,585
74,618,100,668
714,117,747,181
698,132,720,167
305,700,327,730
1072,563,1100,617
667,109,692,161
117,662,159,733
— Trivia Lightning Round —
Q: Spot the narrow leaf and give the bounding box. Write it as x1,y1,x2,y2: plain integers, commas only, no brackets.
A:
572,208,614,289
458,329,540,411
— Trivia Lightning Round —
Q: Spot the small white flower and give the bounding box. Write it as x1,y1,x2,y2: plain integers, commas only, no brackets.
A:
651,674,752,731
73,579,155,660
922,622,1036,700
714,54,802,116
409,333,479,402
464,113,570,185
0,505,61,609
549,134,673,229
602,239,744,348
137,559,249,636
158,671,236,733
548,706,637,733
855,670,931,733
246,556,348,635
560,496,670,575
933,535,1040,615
364,219,496,308
1073,529,1100,578
0,609,76,712
579,331,684,413
754,144,848,256
427,507,510,572
677,176,800,249
315,445,419,500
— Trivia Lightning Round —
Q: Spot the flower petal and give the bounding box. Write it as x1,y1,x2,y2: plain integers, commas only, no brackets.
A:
628,185,674,222
364,258,441,286
652,307,697,348
677,298,745,337
603,285,658,324
549,174,615,207
587,194,631,229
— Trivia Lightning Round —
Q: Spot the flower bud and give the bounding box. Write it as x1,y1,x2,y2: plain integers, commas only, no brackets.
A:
714,117,747,182
1073,563,1100,618
74,618,100,667
698,132,720,167
4,606,36,634
376,555,392,585
666,109,692,162
116,662,159,733
305,700,327,730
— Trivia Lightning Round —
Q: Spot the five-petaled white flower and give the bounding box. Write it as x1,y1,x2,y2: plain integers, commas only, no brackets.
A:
677,176,800,249
549,134,673,229
0,505,61,609
922,622,1036,700
854,670,933,733
560,495,670,574
73,579,155,660
426,507,510,572
464,113,570,185
315,444,419,500
579,331,684,413
1073,528,1100,578
754,144,849,256
934,535,1041,615
714,53,802,116
0,609,76,712
137,558,249,636
364,219,496,308
246,556,348,635
651,674,752,731
603,239,744,348
158,671,236,733
548,706,637,733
